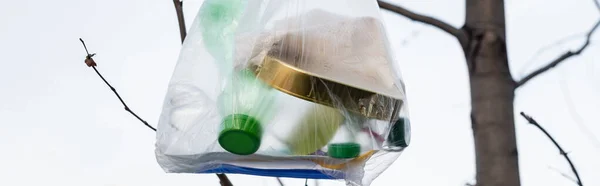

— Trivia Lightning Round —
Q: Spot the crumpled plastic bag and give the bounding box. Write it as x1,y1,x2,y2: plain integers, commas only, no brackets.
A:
155,0,411,185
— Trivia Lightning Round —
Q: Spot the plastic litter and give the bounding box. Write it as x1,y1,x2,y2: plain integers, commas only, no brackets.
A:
155,0,411,185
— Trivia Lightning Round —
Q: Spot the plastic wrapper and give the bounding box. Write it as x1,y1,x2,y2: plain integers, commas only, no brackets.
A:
155,0,411,185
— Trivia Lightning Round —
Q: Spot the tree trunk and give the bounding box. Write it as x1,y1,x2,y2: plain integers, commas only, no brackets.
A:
464,0,521,185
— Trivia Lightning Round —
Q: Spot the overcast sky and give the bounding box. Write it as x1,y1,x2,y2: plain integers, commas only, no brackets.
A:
0,0,599,186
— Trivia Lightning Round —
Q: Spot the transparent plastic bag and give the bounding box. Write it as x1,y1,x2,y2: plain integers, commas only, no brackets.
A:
155,0,411,185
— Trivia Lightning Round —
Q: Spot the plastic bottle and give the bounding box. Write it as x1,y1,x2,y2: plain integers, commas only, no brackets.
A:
283,104,344,156
382,117,411,151
327,121,362,159
216,68,277,155
198,0,247,76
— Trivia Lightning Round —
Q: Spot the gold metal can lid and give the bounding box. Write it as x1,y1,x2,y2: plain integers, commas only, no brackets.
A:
248,53,404,121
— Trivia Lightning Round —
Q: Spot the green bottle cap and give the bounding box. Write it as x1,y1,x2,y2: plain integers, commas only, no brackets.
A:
327,143,361,159
218,114,263,155
388,117,411,148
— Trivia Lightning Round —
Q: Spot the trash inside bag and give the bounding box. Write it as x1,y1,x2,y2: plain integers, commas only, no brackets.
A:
155,0,411,185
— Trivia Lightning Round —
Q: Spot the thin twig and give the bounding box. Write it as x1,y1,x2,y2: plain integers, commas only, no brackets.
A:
80,37,231,184
79,38,156,131
217,173,233,186
558,73,600,149
515,19,600,88
173,0,187,43
170,2,232,185
516,33,585,77
519,112,583,186
548,165,579,184
276,177,284,186
377,0,468,47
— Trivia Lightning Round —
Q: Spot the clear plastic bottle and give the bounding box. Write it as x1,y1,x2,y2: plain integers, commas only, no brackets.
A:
282,104,344,156
216,68,277,155
198,0,247,76
327,119,362,159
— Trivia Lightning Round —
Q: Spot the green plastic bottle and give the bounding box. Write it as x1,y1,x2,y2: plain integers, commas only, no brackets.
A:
385,117,411,151
327,123,361,159
198,0,247,75
216,69,277,155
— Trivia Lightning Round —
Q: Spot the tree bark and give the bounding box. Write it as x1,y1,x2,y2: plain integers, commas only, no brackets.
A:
464,0,521,185
379,0,599,185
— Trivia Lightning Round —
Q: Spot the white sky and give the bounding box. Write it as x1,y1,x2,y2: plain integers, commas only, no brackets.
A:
0,0,599,186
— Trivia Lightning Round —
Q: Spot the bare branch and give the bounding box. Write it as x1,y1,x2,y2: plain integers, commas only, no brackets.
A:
548,166,579,185
276,177,284,186
515,19,600,88
377,0,468,47
516,33,585,77
79,38,157,132
520,112,584,186
217,173,233,186
173,0,187,43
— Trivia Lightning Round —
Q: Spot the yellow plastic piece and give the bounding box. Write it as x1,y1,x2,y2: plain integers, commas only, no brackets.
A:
285,104,343,155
